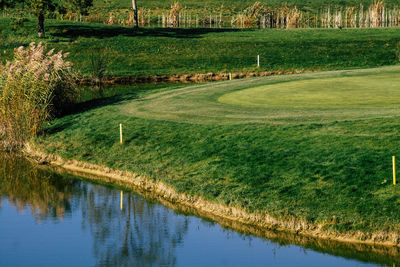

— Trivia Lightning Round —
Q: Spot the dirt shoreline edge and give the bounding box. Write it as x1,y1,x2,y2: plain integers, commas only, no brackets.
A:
79,70,310,85
24,143,400,258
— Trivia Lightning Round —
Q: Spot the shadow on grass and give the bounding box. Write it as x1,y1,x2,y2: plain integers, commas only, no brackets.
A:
43,121,74,135
49,24,243,40
62,93,138,117
43,93,137,135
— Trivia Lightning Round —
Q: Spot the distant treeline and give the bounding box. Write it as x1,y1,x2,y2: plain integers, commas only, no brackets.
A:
3,1,400,29
90,0,400,11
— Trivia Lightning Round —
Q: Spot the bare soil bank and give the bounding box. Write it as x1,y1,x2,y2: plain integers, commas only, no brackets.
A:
24,144,400,260
79,70,309,85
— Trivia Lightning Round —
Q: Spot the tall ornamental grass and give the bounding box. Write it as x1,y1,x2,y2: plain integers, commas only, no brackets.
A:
0,43,78,150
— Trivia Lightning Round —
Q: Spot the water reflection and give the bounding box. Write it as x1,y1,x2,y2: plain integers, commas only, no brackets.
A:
79,186,189,266
0,153,76,222
0,154,189,266
0,153,399,266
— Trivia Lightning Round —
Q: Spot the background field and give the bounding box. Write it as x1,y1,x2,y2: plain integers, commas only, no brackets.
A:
1,18,399,77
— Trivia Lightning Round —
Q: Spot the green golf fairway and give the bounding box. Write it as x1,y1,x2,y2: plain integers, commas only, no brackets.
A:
121,66,400,124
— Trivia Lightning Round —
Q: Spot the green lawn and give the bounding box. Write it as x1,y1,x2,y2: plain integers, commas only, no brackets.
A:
0,19,400,77
35,66,400,235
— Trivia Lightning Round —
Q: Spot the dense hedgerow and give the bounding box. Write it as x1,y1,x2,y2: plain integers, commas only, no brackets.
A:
0,43,78,149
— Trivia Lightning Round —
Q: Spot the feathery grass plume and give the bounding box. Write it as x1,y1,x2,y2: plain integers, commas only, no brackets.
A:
0,43,78,150
240,2,267,28
137,8,151,26
169,2,182,27
128,10,136,26
369,0,385,27
286,6,302,28
358,4,364,27
107,12,116,25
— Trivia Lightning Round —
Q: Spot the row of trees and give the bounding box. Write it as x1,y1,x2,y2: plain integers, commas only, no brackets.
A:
0,0,140,37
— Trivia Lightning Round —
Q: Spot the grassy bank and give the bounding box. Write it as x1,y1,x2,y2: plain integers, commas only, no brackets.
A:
1,19,400,77
34,66,400,236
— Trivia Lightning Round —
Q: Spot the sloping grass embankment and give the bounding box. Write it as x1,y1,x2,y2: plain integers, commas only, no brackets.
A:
31,66,400,246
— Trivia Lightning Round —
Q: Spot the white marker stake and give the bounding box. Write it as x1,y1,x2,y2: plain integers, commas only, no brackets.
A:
257,55,260,67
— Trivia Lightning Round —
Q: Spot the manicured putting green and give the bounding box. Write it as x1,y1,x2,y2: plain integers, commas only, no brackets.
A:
218,74,400,109
121,66,400,124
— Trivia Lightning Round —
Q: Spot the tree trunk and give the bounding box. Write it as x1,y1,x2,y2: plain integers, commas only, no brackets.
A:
38,11,45,38
132,0,139,28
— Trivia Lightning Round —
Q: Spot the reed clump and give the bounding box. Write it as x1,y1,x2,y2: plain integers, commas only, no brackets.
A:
231,2,304,29
169,2,182,27
0,43,78,150
242,2,267,28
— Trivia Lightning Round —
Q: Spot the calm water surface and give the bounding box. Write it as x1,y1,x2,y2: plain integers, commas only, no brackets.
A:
0,154,397,267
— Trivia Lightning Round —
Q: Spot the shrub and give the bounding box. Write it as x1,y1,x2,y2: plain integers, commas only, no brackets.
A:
90,48,108,97
0,42,78,150
9,17,28,31
397,42,400,62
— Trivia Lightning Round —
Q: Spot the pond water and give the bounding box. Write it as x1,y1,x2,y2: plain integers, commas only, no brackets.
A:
0,153,398,267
